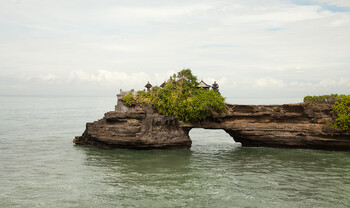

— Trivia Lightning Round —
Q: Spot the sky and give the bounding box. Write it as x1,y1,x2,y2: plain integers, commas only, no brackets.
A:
1,0,350,99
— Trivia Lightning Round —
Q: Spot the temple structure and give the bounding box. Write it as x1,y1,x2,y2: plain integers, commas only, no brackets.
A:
144,80,219,92
212,81,219,92
160,81,166,88
196,80,211,90
145,81,152,91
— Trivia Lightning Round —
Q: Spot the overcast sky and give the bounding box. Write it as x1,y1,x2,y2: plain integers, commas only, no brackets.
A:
1,0,350,99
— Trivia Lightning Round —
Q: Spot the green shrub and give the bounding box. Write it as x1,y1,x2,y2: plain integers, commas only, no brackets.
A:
303,94,342,104
331,95,350,131
304,94,350,131
122,93,135,106
130,69,227,122
136,90,150,104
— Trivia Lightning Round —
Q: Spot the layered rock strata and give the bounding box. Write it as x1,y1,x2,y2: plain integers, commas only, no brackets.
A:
74,95,350,151
73,99,192,149
194,103,350,151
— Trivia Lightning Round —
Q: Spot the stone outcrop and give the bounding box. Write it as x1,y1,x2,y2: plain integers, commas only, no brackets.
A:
73,99,191,149
74,94,350,151
193,103,350,151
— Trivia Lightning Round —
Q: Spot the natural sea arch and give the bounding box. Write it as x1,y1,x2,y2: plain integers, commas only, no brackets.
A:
189,129,241,149
74,100,350,151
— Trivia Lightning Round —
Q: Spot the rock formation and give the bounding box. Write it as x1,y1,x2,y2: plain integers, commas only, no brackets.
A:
73,95,192,149
74,94,350,151
194,103,350,151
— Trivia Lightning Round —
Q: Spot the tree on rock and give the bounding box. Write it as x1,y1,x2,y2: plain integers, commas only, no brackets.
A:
123,69,227,122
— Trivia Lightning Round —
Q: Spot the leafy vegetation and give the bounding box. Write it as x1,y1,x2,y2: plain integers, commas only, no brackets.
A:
303,94,343,104
330,95,350,131
122,93,135,106
304,94,350,131
122,69,227,122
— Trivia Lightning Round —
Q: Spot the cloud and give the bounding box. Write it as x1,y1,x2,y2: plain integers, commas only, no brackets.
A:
204,76,228,86
266,27,285,32
289,0,350,12
67,70,175,88
318,78,350,88
200,44,236,48
254,78,286,88
0,0,350,97
39,74,60,82
1,70,350,97
93,4,213,22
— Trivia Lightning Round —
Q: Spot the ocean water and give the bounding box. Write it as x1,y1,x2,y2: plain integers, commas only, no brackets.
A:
0,96,349,208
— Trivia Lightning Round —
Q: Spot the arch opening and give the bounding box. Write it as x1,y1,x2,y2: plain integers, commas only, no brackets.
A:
189,128,241,151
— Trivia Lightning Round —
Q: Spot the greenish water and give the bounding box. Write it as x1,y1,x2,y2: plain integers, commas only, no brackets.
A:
0,96,349,208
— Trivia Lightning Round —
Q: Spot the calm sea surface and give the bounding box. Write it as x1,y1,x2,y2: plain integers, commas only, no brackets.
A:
0,96,349,208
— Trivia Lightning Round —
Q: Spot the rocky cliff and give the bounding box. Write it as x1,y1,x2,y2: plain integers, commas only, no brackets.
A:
74,95,350,151
73,98,191,149
193,103,350,151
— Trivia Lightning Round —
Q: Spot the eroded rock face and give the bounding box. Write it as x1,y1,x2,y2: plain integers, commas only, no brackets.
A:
73,100,191,149
74,96,350,151
194,103,350,151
